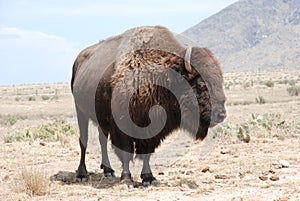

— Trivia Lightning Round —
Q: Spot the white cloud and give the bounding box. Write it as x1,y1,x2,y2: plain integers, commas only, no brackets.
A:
0,27,80,85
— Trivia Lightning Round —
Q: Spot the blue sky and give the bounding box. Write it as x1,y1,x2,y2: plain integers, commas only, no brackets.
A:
0,0,238,85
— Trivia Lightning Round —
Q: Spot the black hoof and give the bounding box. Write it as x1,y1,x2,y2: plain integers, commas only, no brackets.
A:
104,172,115,178
76,174,88,182
101,164,115,178
76,166,88,182
141,173,158,187
120,172,134,189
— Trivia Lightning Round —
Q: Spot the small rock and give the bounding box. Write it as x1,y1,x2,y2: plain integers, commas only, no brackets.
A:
278,160,290,168
231,197,244,201
269,170,276,174
185,170,194,175
3,175,9,181
215,174,228,179
259,175,268,181
274,197,290,201
220,148,230,154
242,133,251,143
238,172,245,179
272,161,283,169
158,172,164,175
201,166,210,173
270,175,280,181
273,160,290,169
180,183,189,189
40,141,46,146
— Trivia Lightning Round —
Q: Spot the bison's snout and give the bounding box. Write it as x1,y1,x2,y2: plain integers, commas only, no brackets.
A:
211,108,226,127
216,109,227,122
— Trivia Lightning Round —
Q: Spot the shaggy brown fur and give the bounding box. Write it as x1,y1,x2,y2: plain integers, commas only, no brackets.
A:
95,49,211,155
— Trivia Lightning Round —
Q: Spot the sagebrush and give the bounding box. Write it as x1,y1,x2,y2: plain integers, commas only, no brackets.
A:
13,168,49,196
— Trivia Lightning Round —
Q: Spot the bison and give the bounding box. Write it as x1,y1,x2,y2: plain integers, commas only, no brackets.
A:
71,26,226,188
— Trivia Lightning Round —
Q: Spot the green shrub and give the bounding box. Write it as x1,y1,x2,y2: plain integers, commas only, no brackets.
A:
287,86,300,96
265,80,274,88
41,95,50,101
28,96,36,101
6,115,18,126
287,80,296,86
255,96,266,104
243,82,251,89
51,95,59,100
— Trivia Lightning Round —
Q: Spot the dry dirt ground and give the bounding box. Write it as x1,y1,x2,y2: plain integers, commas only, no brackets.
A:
0,70,300,201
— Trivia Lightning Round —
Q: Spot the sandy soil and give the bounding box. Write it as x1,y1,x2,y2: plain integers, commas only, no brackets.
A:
0,70,299,201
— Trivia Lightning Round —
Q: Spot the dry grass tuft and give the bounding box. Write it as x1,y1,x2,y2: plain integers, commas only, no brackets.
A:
13,167,50,196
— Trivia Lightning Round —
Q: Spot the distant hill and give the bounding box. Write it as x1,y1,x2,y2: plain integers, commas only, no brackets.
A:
180,0,300,72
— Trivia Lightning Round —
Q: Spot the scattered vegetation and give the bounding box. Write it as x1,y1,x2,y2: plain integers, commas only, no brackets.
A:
287,86,300,96
3,115,18,126
264,80,274,88
243,82,252,89
287,79,296,86
0,114,27,126
217,113,299,141
229,100,253,106
3,118,77,143
28,96,36,101
41,95,50,101
13,167,50,196
51,95,59,100
255,96,266,104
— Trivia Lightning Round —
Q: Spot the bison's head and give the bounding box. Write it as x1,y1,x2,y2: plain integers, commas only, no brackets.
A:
182,47,226,139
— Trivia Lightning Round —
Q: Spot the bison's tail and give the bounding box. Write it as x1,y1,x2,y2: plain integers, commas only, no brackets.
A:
70,61,77,93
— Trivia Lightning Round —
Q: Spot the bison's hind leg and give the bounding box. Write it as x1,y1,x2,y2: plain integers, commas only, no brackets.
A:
76,106,89,182
77,139,88,182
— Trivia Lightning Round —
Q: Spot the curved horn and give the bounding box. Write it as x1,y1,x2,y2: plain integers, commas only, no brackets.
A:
184,46,193,73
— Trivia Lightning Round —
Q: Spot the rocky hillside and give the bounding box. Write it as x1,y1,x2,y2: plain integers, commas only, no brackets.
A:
180,0,300,71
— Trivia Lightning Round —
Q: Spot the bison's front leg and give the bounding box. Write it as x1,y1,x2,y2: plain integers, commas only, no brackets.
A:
141,154,157,187
120,152,134,188
112,134,135,188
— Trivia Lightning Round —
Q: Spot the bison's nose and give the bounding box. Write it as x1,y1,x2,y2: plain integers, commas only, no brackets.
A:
215,109,227,123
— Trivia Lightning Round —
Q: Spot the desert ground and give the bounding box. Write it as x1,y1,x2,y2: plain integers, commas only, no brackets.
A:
0,69,299,201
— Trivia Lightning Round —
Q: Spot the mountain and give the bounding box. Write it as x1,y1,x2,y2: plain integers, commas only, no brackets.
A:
180,0,300,71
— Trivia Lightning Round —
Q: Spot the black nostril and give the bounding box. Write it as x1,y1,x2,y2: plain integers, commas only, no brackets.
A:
219,112,226,118
217,112,227,121
212,109,227,123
